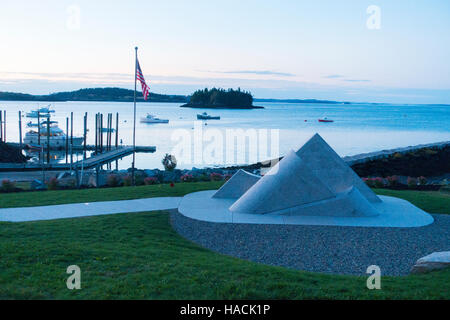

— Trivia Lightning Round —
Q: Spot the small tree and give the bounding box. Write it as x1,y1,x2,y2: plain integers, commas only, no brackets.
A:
418,176,427,185
144,177,159,185
407,177,417,189
210,172,223,181
107,174,121,187
1,179,16,192
47,177,59,190
386,175,399,187
373,177,385,188
123,175,132,186
162,154,177,171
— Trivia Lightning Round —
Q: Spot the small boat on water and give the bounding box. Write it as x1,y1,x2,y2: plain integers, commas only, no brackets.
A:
318,118,334,123
197,112,220,120
26,106,55,118
140,114,169,124
24,107,84,147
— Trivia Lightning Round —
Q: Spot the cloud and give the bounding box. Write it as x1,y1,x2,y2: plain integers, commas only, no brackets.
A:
323,74,344,79
210,70,296,77
343,79,371,82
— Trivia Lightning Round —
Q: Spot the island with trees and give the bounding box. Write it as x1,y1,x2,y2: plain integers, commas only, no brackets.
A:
0,88,188,103
180,88,263,109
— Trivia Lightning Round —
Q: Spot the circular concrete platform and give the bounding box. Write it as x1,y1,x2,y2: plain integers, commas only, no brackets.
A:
178,190,434,228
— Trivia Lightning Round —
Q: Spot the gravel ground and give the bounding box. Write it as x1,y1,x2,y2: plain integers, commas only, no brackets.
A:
170,211,450,276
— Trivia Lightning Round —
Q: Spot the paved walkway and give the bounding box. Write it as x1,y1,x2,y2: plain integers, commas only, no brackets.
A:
0,197,182,222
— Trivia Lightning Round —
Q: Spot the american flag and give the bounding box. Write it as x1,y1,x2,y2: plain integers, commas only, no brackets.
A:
136,59,150,100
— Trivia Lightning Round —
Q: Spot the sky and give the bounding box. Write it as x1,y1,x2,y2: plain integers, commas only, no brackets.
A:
0,0,449,103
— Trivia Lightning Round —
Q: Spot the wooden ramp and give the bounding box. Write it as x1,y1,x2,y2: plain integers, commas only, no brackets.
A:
0,146,156,171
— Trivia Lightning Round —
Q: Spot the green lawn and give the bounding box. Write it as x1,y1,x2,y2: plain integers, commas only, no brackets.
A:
0,211,448,299
0,182,449,299
374,188,450,214
0,181,224,209
1,182,448,214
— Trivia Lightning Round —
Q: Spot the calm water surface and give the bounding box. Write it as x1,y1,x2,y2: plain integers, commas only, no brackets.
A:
1,101,449,169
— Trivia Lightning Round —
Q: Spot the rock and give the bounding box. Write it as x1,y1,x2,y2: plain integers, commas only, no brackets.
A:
57,172,71,180
30,179,46,190
411,251,450,274
0,141,27,163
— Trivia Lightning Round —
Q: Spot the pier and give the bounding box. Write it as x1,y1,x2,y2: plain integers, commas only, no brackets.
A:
0,145,156,171
0,108,156,172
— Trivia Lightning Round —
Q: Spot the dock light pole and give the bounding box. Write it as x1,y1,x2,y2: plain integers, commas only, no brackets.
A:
132,46,138,186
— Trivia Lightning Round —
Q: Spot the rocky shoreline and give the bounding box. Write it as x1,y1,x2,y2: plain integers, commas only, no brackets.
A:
0,142,27,163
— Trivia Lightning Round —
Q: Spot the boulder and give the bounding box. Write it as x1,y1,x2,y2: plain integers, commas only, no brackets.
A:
411,251,450,274
0,141,27,163
30,179,46,190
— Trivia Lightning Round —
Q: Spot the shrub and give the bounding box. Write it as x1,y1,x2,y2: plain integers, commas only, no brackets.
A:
135,174,145,186
67,178,77,189
386,175,399,187
144,177,159,185
123,175,132,186
198,174,210,182
362,177,374,188
224,174,233,181
180,174,195,183
373,177,385,188
107,174,121,187
162,154,177,171
46,177,59,190
418,176,427,185
1,179,16,192
210,172,223,181
407,177,417,188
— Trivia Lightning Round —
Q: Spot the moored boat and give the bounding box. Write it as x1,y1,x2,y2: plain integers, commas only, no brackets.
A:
140,114,169,124
24,107,84,148
318,118,334,123
197,112,220,120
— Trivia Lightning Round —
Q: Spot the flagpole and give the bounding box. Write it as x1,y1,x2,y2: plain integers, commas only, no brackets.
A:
132,46,138,186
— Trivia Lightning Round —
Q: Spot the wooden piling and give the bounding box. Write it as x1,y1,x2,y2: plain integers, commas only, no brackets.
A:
99,113,103,153
94,113,98,154
37,111,41,145
108,113,112,151
18,111,22,147
115,112,119,148
46,118,50,164
70,112,74,164
65,117,69,162
0,110,3,142
83,112,87,159
3,110,6,142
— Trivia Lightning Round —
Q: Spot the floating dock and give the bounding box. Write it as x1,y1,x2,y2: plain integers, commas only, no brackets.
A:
0,145,156,171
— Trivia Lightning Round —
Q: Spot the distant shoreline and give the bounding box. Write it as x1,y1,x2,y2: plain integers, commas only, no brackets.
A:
1,88,449,106
180,103,264,109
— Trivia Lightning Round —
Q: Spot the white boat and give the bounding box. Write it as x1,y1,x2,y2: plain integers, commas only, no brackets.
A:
26,106,55,118
24,108,84,148
140,114,169,124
